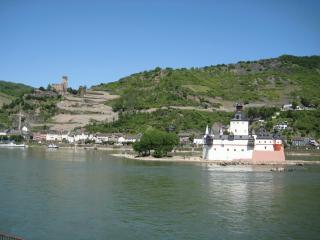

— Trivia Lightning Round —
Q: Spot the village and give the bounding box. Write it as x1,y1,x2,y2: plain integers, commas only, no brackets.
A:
0,116,318,151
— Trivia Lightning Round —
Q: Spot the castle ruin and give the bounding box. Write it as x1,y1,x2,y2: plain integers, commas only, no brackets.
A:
52,76,68,95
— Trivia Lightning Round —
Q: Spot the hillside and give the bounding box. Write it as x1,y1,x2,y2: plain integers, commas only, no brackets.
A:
0,80,33,106
48,90,119,131
93,55,320,111
0,87,120,131
1,55,320,137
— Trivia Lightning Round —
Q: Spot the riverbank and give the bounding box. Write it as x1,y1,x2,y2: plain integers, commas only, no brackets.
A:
13,144,320,165
25,144,320,154
112,153,320,165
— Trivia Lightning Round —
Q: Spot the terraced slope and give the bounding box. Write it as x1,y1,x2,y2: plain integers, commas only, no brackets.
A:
49,90,119,131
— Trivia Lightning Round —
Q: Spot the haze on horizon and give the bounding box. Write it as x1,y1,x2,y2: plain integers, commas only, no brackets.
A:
0,0,319,88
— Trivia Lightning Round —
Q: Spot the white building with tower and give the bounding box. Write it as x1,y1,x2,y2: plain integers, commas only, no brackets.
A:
202,104,285,163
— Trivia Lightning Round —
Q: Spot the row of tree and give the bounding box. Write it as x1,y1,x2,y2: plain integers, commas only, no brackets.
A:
133,129,179,158
0,135,24,143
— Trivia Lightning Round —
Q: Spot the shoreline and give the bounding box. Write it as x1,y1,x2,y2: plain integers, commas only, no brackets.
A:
25,144,320,155
111,153,320,165
3,145,320,165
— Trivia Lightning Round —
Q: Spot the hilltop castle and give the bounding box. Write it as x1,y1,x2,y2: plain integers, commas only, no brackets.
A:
52,76,68,95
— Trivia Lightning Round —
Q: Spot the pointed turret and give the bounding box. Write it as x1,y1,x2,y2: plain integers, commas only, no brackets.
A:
205,125,209,135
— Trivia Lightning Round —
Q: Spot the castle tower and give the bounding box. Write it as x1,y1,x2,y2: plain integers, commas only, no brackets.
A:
62,76,68,94
229,103,249,136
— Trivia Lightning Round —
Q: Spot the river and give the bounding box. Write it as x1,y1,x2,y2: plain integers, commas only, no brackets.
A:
0,148,319,240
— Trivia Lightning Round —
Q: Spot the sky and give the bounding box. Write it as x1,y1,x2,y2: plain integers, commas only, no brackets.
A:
0,0,319,88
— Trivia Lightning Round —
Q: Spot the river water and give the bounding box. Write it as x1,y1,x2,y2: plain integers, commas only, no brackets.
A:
0,148,319,240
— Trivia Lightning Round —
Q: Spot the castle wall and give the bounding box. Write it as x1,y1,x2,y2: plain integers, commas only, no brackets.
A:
51,77,68,94
252,148,285,163
203,139,253,161
254,141,274,151
229,121,249,135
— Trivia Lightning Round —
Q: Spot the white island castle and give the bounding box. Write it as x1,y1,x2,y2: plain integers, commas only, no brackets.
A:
203,104,285,163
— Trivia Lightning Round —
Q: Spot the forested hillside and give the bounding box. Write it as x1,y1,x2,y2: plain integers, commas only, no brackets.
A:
0,80,33,98
93,55,320,111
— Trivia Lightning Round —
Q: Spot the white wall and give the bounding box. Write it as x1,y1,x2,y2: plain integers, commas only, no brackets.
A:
254,139,274,151
229,121,248,136
193,138,204,145
203,139,253,161
46,134,61,141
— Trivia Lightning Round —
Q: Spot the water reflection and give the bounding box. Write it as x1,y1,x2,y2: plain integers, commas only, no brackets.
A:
0,148,319,240
203,164,287,238
43,148,88,162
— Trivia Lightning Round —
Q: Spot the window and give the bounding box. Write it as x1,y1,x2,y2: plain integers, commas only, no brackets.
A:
234,149,236,151
242,149,244,151
265,146,267,150
214,148,216,151
227,148,229,151
264,141,266,143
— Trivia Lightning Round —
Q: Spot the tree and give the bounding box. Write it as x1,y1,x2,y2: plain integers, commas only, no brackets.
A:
9,135,24,143
292,101,298,110
133,129,179,158
67,87,78,95
301,97,311,107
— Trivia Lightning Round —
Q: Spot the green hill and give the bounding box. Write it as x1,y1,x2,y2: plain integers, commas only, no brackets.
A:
93,55,320,111
0,80,33,105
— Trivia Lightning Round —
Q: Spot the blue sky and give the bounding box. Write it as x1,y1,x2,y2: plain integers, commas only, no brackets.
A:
0,0,319,88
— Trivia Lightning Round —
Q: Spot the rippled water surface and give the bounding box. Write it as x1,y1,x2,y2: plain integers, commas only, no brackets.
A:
0,148,319,240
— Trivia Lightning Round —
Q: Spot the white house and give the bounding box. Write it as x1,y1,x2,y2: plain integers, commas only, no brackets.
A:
282,104,292,111
117,136,137,144
193,138,204,145
274,123,288,131
33,132,47,142
61,132,69,141
21,126,29,132
74,133,90,142
117,136,126,144
0,131,7,136
94,134,109,143
67,135,75,143
124,137,137,143
46,133,62,142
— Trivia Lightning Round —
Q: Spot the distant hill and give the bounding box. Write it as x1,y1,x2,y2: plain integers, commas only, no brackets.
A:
0,80,33,106
92,55,320,111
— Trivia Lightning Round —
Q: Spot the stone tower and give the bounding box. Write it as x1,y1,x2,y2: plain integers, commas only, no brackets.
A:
62,76,68,94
